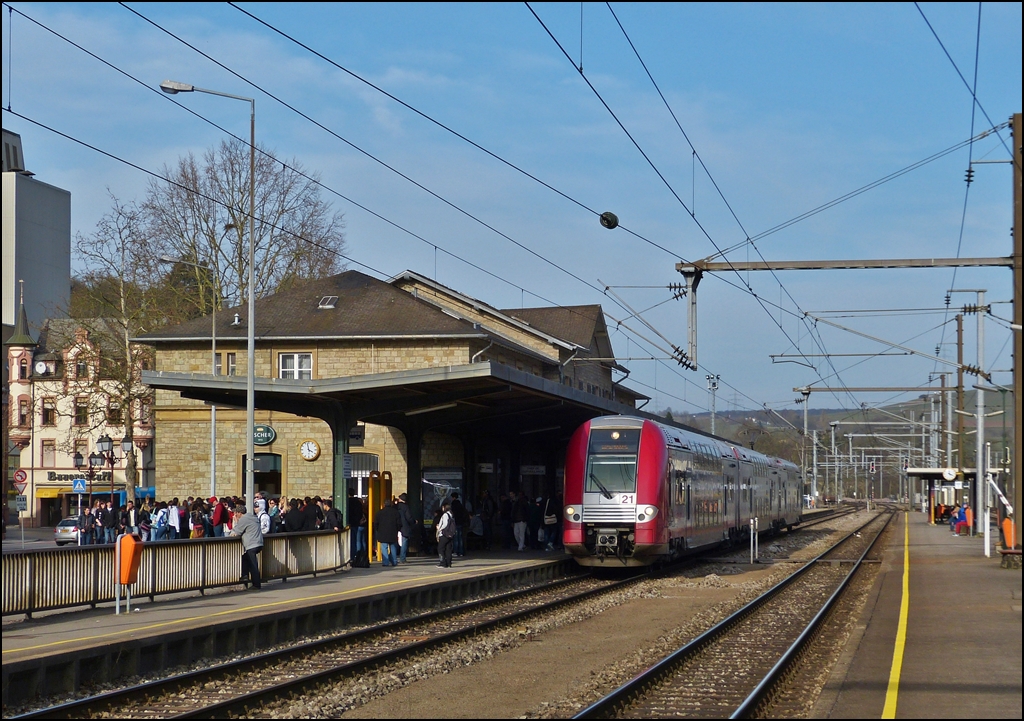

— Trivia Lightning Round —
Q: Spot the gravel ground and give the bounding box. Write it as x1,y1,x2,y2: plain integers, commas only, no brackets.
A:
261,511,876,719
4,510,873,719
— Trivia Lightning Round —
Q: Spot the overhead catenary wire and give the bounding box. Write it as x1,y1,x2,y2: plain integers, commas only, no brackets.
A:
914,2,1019,171
526,3,858,409
225,2,997,419
3,4,754,420
225,1,681,260
116,1,787,416
10,1,683,373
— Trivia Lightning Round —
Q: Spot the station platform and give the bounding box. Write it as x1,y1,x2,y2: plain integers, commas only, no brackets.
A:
1,550,573,703
814,509,1022,719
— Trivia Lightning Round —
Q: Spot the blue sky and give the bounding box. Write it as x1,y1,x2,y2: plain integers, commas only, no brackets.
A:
2,2,1021,418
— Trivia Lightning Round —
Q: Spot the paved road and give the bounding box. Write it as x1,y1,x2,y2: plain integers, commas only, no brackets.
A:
2,524,57,551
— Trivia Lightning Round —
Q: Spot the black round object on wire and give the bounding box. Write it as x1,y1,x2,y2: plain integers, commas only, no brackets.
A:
600,211,618,229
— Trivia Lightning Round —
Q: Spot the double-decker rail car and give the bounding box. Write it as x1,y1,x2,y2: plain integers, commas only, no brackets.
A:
562,415,803,566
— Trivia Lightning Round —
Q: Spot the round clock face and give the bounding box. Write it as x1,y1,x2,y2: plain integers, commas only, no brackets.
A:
35,361,48,374
299,439,321,461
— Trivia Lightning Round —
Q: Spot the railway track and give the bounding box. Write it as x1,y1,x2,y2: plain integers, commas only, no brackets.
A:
12,571,651,719
574,509,894,719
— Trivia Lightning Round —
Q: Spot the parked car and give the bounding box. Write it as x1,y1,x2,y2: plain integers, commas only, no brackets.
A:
54,518,80,546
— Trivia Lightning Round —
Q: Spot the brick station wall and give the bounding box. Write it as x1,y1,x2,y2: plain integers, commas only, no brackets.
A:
152,339,473,501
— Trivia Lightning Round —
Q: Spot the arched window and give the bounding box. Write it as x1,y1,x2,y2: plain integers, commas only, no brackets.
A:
19,358,28,379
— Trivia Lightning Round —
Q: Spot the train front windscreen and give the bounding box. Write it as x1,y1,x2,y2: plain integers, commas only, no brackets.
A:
585,428,640,495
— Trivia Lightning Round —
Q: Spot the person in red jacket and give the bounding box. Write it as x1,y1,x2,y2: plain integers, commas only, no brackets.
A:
210,497,229,537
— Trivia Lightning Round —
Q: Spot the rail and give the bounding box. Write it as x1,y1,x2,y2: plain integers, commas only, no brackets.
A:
2,529,350,617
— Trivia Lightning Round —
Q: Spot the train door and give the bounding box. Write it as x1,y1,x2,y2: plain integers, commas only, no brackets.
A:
745,462,753,528
725,457,739,539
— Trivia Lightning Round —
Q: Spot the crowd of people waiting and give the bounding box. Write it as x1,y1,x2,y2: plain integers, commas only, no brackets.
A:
345,488,565,569
69,487,566,564
71,493,344,544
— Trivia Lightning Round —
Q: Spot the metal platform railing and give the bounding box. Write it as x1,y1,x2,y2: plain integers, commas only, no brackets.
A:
2,529,350,617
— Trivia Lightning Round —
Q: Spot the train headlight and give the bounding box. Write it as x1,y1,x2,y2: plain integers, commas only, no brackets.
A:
564,506,581,522
636,505,659,522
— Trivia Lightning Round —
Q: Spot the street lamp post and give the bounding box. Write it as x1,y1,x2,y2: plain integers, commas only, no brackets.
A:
97,434,134,508
160,80,256,506
159,254,221,499
73,450,103,545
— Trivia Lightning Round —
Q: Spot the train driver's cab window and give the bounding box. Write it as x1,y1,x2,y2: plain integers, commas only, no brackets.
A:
586,428,640,494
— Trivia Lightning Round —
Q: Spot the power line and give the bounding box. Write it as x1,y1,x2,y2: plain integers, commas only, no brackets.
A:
3,108,382,278
119,3,607,300
706,125,1003,261
5,4,766,419
117,2,787,415
913,2,1019,170
225,2,681,260
527,2,864,411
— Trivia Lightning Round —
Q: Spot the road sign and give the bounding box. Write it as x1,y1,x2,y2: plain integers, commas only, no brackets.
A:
13,468,27,484
13,481,28,495
72,478,88,493
16,495,28,512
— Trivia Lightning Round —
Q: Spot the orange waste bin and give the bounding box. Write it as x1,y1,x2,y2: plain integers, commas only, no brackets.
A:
118,533,144,585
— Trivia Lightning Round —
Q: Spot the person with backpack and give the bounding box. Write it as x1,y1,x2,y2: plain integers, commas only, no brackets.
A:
322,498,342,532
435,500,456,568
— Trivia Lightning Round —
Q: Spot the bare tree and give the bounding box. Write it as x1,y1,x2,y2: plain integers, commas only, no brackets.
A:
69,196,158,502
144,138,346,309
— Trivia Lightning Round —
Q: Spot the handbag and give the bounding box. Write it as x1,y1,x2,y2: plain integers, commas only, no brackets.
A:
543,500,557,525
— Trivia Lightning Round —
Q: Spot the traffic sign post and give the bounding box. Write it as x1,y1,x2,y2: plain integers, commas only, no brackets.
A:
73,478,87,546
12,469,29,548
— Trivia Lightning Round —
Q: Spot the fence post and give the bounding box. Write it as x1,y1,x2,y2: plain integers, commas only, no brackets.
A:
91,547,100,608
150,544,157,601
27,553,35,619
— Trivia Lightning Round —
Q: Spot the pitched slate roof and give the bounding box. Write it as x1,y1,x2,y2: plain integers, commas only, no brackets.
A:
138,271,482,342
501,305,604,350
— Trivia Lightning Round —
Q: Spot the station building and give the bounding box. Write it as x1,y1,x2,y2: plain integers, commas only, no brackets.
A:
140,269,647,523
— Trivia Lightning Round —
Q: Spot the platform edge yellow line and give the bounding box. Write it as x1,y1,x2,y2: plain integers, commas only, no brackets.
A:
881,511,910,718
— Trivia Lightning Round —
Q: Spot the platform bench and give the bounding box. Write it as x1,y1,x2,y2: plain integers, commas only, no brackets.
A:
999,549,1021,569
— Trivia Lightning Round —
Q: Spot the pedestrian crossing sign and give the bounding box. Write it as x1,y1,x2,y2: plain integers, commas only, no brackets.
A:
72,478,87,493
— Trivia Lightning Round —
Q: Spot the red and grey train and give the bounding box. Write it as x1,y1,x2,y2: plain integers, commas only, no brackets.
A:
563,415,803,566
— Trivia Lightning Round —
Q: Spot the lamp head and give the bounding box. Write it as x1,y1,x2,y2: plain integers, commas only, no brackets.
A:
160,80,194,95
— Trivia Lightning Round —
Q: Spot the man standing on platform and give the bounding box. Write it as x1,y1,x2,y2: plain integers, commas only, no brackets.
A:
229,505,264,590
373,498,401,567
397,493,416,563
210,497,228,537
512,491,529,551
436,500,455,568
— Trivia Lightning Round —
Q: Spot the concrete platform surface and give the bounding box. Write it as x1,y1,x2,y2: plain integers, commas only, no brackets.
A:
815,510,1022,719
2,549,568,667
